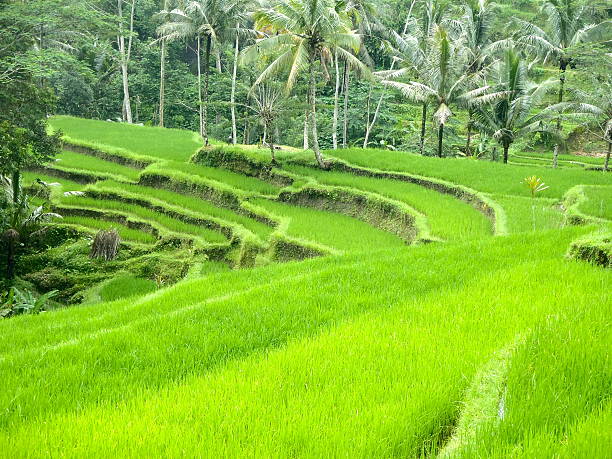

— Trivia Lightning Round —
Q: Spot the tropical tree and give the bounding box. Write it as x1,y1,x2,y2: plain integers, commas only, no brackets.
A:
243,0,366,167
549,82,612,171
451,0,497,156
158,0,240,145
517,0,611,167
248,84,284,163
378,0,446,154
1,177,61,280
470,49,558,164
382,25,478,158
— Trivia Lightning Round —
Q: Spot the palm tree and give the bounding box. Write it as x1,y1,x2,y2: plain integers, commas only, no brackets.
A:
243,0,366,167
248,84,283,164
517,0,611,167
158,0,239,145
451,0,497,156
155,1,172,128
382,25,478,158
378,0,446,154
470,49,558,164
549,82,612,171
1,177,61,279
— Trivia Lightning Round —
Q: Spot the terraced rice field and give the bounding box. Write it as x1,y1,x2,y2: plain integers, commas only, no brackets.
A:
10,116,611,457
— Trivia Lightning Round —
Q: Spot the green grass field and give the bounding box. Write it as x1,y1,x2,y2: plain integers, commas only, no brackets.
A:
8,117,611,457
49,116,202,162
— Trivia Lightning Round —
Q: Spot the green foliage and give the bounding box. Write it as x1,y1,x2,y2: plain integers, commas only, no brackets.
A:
0,287,57,318
98,275,157,302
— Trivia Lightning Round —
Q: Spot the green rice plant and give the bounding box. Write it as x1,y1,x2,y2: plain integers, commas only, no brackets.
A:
577,186,611,221
513,151,605,167
59,195,227,244
329,148,611,198
92,180,274,240
51,151,141,182
59,216,157,244
98,275,157,302
285,164,492,241
0,228,607,456
252,198,406,252
489,195,564,233
151,161,281,195
21,171,85,197
49,116,202,162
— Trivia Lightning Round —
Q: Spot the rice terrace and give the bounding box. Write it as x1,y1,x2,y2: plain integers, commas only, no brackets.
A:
0,0,611,457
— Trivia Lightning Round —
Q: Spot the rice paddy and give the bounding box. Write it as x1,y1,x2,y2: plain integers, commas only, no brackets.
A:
8,116,611,457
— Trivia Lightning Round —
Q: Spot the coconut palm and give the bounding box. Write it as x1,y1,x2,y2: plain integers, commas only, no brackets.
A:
248,84,284,164
517,0,611,166
158,0,243,145
377,0,446,154
470,49,558,164
549,82,612,171
450,0,497,156
382,25,479,158
242,0,366,167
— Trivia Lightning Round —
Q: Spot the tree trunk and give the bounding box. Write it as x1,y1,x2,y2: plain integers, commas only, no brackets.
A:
203,34,211,145
503,143,509,164
158,38,166,127
308,58,325,168
363,88,384,148
465,110,473,157
267,122,276,164
553,61,567,168
332,51,340,149
419,103,427,155
230,25,239,144
196,36,204,140
363,2,415,149
342,61,350,148
303,109,309,150
437,124,444,158
117,0,134,124
12,170,20,204
5,236,16,280
605,141,611,172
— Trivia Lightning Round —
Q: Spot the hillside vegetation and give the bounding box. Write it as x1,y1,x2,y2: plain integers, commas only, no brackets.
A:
0,116,609,456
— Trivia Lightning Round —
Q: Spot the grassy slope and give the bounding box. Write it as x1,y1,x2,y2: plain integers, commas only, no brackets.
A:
92,180,274,240
253,198,407,252
0,228,609,457
49,116,202,162
285,164,492,241
58,195,227,243
329,148,610,198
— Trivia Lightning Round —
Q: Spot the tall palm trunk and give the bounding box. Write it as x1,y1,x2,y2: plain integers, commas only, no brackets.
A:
196,36,204,140
158,38,166,127
437,124,444,158
230,24,239,144
303,109,309,149
419,103,427,155
12,170,20,204
342,61,350,148
605,141,611,172
203,34,212,145
465,109,473,156
117,0,134,124
332,51,340,149
553,60,567,168
158,0,168,127
308,58,325,168
503,143,510,164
